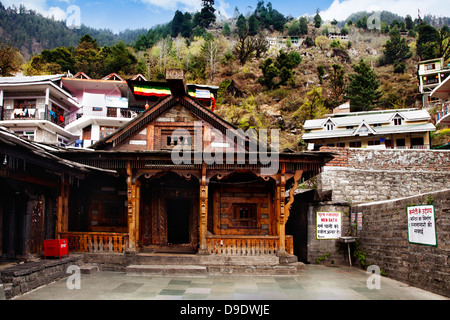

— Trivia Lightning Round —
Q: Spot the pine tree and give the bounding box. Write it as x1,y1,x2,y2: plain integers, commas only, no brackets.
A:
314,9,322,28
344,59,383,112
381,27,412,68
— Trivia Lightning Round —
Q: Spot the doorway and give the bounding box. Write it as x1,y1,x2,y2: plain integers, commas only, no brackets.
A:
167,199,190,244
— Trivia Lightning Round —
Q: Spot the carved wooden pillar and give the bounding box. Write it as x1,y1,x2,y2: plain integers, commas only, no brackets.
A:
126,162,137,252
56,176,70,238
277,163,286,255
198,162,209,254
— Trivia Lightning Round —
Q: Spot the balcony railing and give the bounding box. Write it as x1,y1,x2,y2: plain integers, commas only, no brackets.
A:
206,235,294,256
59,232,129,254
3,108,67,128
436,103,449,123
65,107,137,126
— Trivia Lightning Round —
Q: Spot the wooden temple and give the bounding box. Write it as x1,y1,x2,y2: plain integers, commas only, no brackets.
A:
53,70,333,258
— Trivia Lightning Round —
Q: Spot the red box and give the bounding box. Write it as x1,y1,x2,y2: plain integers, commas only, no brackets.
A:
44,239,69,259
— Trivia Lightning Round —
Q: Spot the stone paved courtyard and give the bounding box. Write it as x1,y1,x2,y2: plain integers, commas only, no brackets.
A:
11,264,448,301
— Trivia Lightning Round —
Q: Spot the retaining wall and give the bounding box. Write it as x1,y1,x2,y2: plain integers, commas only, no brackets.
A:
352,189,450,297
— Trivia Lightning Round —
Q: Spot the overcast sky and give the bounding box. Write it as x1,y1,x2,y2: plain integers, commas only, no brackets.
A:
2,0,449,33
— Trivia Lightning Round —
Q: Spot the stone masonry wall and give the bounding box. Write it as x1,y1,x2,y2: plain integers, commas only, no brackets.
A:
352,189,450,297
306,202,351,266
318,147,450,203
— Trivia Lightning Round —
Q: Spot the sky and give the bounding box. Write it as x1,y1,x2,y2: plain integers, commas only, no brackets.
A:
2,0,450,34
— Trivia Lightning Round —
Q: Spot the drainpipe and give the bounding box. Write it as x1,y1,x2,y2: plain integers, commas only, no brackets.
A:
0,90,3,121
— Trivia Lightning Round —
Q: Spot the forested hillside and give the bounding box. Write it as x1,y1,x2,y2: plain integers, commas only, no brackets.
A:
0,3,144,59
1,1,450,149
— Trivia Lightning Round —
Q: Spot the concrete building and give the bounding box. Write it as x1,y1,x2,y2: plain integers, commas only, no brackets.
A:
0,75,80,146
302,108,436,150
430,75,450,128
417,57,450,107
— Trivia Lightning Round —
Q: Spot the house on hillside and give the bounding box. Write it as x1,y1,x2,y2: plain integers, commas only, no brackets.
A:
61,72,136,148
0,75,80,146
430,75,450,128
302,109,436,150
418,57,450,107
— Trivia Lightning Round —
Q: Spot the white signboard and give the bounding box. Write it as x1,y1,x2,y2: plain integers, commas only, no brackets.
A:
407,205,437,246
316,212,342,239
105,96,129,108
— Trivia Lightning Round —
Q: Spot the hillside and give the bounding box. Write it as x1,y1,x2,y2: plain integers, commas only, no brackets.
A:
1,2,449,150
0,3,144,60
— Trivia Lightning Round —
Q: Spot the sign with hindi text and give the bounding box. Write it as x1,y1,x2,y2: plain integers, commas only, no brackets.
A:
407,205,437,246
316,212,342,240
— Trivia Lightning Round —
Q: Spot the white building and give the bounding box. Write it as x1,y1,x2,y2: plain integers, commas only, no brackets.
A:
302,109,435,150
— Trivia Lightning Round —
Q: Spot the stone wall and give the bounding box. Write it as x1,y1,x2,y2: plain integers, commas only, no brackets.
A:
306,201,352,266
0,255,83,299
318,147,450,203
352,189,450,298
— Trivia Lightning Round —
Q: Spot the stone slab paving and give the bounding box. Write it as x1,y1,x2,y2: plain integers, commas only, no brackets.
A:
11,265,448,301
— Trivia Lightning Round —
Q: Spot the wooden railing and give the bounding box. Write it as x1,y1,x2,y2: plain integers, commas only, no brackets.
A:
206,235,294,256
59,232,129,254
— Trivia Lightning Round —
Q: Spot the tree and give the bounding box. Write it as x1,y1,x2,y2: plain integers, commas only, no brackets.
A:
436,26,450,61
317,65,325,84
293,87,328,123
233,33,254,65
222,22,231,36
258,58,279,89
299,17,308,35
258,50,302,89
314,9,322,28
417,23,439,60
381,27,412,70
288,20,301,36
344,59,383,112
248,14,259,36
405,15,414,30
0,44,23,76
236,14,248,38
329,64,346,106
197,0,216,29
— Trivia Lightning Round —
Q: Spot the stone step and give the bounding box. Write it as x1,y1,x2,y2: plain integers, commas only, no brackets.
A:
80,264,99,274
126,264,208,276
126,262,304,276
133,254,280,266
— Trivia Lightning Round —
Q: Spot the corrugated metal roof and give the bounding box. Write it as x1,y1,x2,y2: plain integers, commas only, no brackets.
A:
302,122,435,140
0,74,64,84
304,109,431,130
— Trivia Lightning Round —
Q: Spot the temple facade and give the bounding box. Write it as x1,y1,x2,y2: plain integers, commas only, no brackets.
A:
52,70,332,258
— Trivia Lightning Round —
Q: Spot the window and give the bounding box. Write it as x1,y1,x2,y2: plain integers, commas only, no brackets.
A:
166,135,191,147
368,140,381,146
393,115,403,126
57,136,69,147
396,139,406,148
13,99,36,118
232,204,257,228
160,127,195,150
349,141,361,148
424,75,439,85
100,126,118,139
424,63,436,71
13,130,35,141
325,120,335,131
